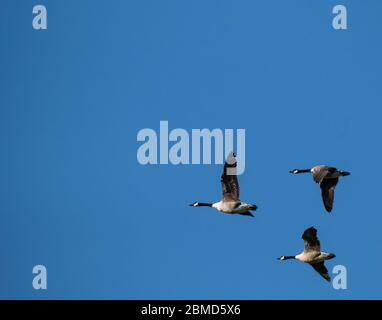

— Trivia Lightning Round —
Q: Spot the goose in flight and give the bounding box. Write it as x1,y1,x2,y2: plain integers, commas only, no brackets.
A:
190,152,258,217
277,227,336,282
289,165,350,212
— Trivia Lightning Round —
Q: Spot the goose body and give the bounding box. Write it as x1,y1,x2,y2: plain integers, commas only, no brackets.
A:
278,227,336,282
190,152,258,217
211,201,257,214
290,165,350,212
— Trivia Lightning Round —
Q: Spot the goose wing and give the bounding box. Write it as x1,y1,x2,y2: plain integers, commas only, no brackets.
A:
221,152,240,202
302,227,321,253
311,262,331,282
311,166,337,184
320,178,338,213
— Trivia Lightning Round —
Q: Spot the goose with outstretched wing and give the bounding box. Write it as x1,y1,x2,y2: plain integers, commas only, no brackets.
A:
278,227,336,282
289,165,350,212
190,152,258,217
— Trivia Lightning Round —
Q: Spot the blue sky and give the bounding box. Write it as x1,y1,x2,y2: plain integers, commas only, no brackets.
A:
0,0,381,299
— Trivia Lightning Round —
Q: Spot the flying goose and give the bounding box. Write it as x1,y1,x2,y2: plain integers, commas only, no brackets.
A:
277,227,336,282
289,165,350,212
190,152,258,217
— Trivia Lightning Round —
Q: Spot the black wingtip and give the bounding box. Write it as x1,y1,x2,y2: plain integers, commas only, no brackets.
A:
239,211,255,217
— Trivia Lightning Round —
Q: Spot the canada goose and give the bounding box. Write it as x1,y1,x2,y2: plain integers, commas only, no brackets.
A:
277,227,336,282
289,165,350,212
189,152,258,217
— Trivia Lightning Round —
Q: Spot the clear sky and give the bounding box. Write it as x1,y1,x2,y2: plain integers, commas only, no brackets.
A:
0,0,381,299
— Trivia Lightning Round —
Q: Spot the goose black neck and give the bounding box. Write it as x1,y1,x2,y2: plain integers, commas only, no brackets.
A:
296,169,311,173
197,203,213,207
283,256,296,260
